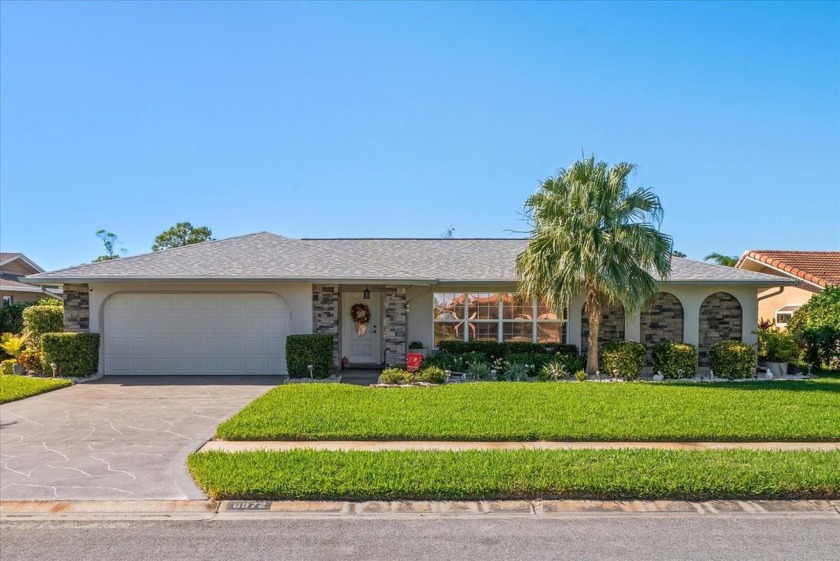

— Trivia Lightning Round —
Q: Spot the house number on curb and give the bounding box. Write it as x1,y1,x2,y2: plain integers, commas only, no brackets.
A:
226,501,273,511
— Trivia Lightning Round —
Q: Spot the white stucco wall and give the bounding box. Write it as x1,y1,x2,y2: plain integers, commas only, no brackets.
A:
88,282,313,374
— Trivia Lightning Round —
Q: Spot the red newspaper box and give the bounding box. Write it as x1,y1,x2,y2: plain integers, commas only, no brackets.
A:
406,353,423,372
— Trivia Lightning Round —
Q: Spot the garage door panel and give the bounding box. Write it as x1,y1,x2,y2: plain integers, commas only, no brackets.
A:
104,293,290,375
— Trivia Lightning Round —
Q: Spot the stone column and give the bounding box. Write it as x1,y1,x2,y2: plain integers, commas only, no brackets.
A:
312,284,340,370
63,284,90,333
383,286,407,365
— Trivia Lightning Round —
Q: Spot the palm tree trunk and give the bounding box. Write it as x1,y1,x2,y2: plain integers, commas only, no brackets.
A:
586,295,601,375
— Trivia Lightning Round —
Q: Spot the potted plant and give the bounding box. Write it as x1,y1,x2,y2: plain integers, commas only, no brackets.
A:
755,322,799,377
408,341,427,356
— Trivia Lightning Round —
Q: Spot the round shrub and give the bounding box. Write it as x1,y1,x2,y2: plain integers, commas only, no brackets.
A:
378,368,414,385
1,358,15,376
600,341,646,380
708,341,756,379
22,305,63,349
652,341,697,379
415,366,446,384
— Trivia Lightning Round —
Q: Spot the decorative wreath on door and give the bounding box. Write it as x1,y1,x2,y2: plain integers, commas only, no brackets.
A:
351,302,371,336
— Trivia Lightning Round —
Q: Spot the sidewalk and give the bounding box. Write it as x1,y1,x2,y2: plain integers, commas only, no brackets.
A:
199,440,840,452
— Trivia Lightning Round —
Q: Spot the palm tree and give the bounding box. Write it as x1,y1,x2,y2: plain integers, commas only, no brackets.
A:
703,252,738,267
515,156,673,374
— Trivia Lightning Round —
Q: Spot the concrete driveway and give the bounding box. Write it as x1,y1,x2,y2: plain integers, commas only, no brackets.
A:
0,376,277,500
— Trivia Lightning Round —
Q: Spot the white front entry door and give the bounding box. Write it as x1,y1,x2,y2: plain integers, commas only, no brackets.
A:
342,293,381,365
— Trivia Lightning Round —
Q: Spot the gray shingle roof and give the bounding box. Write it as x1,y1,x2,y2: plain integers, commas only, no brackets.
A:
24,232,791,286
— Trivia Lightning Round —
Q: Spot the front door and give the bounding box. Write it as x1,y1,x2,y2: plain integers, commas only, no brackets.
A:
342,293,382,365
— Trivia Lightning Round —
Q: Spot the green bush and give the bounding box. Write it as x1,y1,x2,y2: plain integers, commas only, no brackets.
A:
708,341,756,379
285,334,334,378
16,349,44,374
601,341,646,380
415,366,447,384
465,360,492,380
22,305,63,349
437,340,505,359
40,333,100,377
436,340,578,358
538,359,570,381
755,325,799,363
379,367,414,385
787,286,840,368
424,352,466,372
36,298,63,307
1,359,15,376
652,341,698,379
0,299,61,335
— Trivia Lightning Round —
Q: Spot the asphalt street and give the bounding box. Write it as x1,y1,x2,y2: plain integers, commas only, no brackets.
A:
2,516,838,561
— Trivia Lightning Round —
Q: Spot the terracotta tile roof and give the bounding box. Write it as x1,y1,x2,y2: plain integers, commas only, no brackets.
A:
738,250,840,288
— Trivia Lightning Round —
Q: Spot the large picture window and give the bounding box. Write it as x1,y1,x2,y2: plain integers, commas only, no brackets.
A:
433,292,566,347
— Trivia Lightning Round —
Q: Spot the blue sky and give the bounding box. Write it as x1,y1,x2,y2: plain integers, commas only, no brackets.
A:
1,1,838,271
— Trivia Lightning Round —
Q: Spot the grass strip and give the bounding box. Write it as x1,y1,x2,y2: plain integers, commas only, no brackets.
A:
216,376,840,442
0,375,72,404
189,448,840,501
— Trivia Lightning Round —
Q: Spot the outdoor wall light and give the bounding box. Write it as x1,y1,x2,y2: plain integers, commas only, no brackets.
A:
363,287,370,300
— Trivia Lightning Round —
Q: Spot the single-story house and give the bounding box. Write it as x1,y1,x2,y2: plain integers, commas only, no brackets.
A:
23,232,791,376
736,250,840,328
1,252,61,305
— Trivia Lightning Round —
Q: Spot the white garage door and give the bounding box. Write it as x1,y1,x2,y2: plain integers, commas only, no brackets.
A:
104,293,291,375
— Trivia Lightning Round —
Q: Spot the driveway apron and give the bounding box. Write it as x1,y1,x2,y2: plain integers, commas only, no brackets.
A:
0,376,277,500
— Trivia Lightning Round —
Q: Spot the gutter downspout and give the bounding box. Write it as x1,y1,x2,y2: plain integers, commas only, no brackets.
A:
41,286,62,300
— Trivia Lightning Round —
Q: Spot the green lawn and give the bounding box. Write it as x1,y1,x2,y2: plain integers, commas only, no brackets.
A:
188,448,840,500
216,376,840,442
0,375,72,404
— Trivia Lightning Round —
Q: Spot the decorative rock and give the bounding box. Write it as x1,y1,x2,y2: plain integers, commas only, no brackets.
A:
652,374,664,381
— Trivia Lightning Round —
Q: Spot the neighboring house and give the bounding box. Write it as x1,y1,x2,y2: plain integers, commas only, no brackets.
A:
0,252,61,305
736,250,840,328
23,232,791,376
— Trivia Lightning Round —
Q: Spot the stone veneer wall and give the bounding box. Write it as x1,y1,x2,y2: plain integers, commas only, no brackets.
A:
699,292,743,366
63,283,90,332
580,304,625,353
312,284,340,370
383,286,407,365
640,292,684,360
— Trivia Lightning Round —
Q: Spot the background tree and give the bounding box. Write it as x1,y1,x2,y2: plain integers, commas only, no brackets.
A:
515,156,673,374
672,250,687,258
440,225,455,239
93,229,126,262
787,286,840,369
152,222,214,251
704,252,738,267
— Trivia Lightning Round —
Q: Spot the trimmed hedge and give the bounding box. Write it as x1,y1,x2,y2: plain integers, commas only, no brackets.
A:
652,341,698,379
41,333,100,377
437,340,578,359
0,299,61,334
601,341,646,380
286,334,333,378
709,341,756,379
23,305,63,349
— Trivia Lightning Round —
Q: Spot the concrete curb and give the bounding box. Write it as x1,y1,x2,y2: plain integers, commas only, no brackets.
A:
199,441,840,453
2,500,838,521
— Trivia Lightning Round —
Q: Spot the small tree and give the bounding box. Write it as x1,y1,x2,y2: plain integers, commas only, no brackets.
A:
93,229,126,262
515,156,673,374
152,222,214,251
704,252,738,267
787,286,840,369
